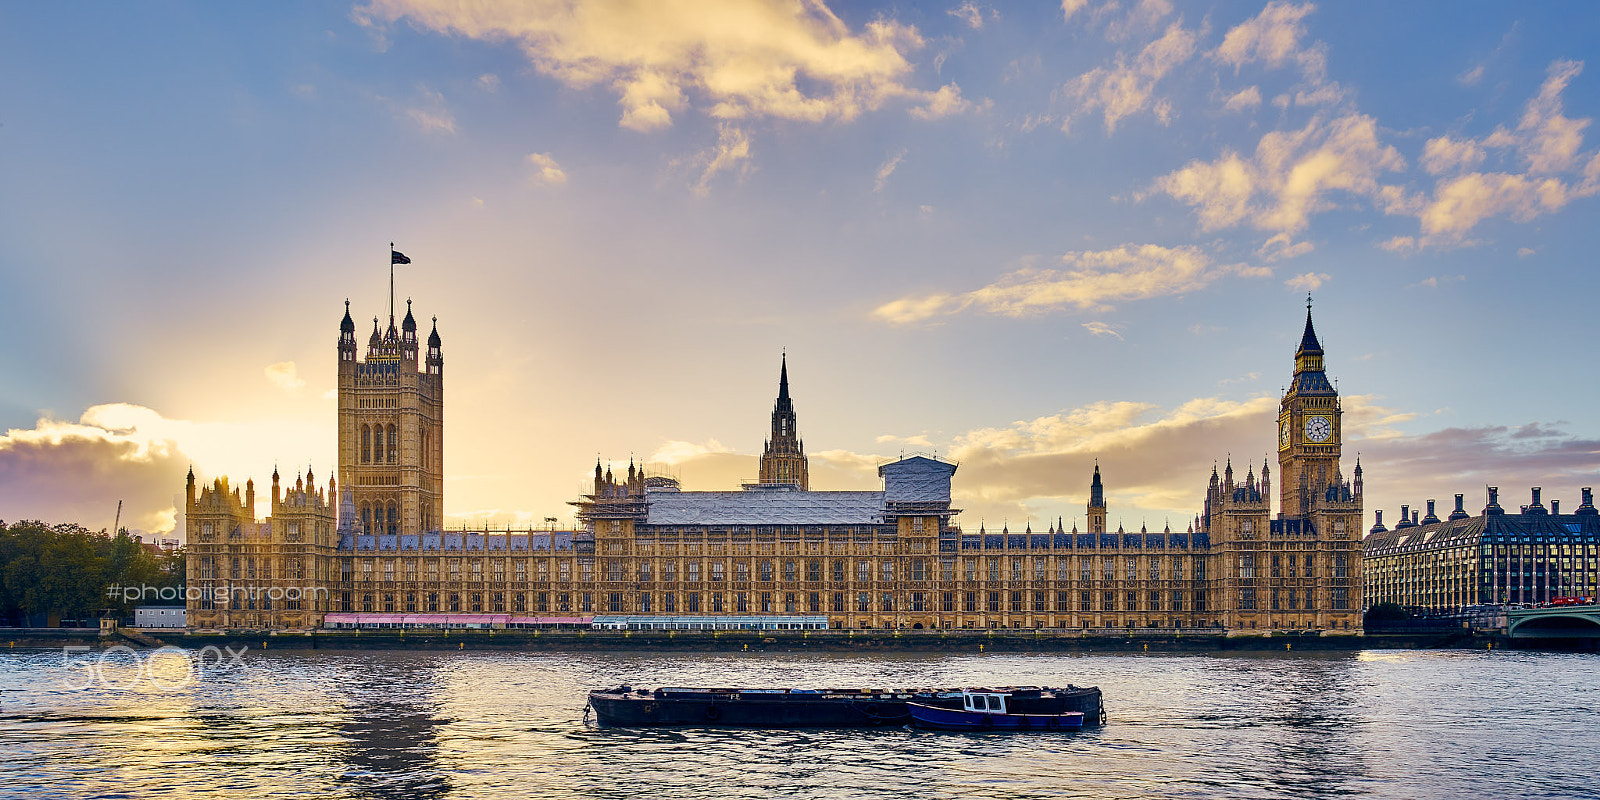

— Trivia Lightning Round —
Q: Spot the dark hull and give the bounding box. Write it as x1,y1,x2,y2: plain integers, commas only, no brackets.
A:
589,686,1103,728
909,702,1085,731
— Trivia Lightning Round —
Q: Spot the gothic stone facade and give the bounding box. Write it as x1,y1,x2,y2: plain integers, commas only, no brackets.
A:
186,302,1362,633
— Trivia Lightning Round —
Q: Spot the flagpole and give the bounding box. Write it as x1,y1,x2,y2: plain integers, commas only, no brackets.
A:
389,242,395,329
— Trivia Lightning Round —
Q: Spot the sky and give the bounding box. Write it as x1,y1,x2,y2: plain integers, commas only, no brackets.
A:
3,1,1599,539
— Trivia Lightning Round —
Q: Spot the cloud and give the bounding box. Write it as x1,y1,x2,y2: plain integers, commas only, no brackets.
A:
1213,1,1319,74
1457,64,1485,86
1284,272,1329,291
1152,113,1406,235
1223,85,1262,112
1418,172,1570,239
1411,274,1465,289
265,361,306,392
947,1,991,30
1377,235,1414,253
908,82,975,120
0,411,190,534
393,85,456,134
649,438,735,465
0,404,330,535
1061,0,1089,22
876,433,934,448
1405,60,1600,246
1517,246,1535,257
1082,321,1124,340
526,152,568,185
1258,232,1314,261
1356,421,1600,525
1420,136,1486,175
874,148,907,192
873,244,1270,324
1064,21,1198,133
356,0,969,131
692,123,754,195
477,73,501,92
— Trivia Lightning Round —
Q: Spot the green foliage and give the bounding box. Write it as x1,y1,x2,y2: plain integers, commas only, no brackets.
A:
0,520,185,625
1365,602,1409,623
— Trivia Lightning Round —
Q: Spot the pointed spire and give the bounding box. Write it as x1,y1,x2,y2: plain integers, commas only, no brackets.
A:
402,298,417,332
778,350,790,401
1299,293,1323,354
340,299,355,332
428,316,441,348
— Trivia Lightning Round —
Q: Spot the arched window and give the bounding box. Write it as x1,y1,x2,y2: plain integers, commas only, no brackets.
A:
373,424,383,463
361,425,370,464
422,431,430,471
361,505,372,533
387,424,397,464
387,503,398,536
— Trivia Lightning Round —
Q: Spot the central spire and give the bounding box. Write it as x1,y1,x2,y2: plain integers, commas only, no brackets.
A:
778,351,790,403
757,351,808,489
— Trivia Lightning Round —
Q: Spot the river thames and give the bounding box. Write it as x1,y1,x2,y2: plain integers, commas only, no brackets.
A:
2,647,1597,799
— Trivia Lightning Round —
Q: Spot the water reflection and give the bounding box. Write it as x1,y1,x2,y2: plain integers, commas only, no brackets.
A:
333,659,451,799
2,648,1598,799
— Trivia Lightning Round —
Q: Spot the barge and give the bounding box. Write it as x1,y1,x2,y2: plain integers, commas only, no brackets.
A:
587,684,1103,728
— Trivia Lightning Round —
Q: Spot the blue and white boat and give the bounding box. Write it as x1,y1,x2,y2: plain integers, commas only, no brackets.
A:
908,690,1086,731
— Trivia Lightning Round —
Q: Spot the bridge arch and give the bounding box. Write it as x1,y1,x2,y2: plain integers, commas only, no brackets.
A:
1508,613,1600,639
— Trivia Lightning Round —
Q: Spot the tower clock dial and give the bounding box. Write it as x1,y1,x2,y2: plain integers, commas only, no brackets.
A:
1304,415,1332,443
1280,420,1291,449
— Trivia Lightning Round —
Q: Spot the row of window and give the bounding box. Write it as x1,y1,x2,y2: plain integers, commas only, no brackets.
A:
340,589,1213,615
1237,553,1348,578
1239,587,1350,610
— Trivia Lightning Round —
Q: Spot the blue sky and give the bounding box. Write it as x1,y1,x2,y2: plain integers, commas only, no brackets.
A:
2,1,1598,536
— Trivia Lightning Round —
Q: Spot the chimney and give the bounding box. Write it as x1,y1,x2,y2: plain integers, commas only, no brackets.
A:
1551,500,1560,515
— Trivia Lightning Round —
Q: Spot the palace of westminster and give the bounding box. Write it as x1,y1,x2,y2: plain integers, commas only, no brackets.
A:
185,292,1375,633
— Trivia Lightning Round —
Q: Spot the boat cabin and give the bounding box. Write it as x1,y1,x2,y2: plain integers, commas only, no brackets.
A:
962,692,1008,714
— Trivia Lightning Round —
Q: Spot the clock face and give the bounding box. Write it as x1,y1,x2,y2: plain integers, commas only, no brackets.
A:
1280,420,1291,449
1304,415,1332,443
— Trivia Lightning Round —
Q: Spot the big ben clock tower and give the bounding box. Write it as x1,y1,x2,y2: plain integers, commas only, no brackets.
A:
1278,299,1342,518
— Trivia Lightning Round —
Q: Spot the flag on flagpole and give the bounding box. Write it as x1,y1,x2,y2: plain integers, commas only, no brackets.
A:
391,250,411,265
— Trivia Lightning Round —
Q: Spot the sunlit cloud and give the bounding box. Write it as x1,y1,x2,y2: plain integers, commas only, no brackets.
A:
526,152,568,185
691,123,753,195
1284,271,1329,291
356,0,970,130
264,361,306,392
1152,113,1406,235
1223,85,1262,112
0,404,331,534
874,244,1270,324
946,1,993,30
1063,20,1198,133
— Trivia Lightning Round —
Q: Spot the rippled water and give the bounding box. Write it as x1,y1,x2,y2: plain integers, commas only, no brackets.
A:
2,645,1597,799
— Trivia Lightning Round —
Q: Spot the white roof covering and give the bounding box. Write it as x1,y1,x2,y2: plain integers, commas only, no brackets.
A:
644,490,886,525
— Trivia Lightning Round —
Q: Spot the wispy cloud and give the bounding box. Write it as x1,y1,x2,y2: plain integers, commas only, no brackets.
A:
947,1,992,30
526,152,568,185
874,148,908,192
1063,21,1199,133
692,124,754,195
873,244,1270,324
1082,321,1124,340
